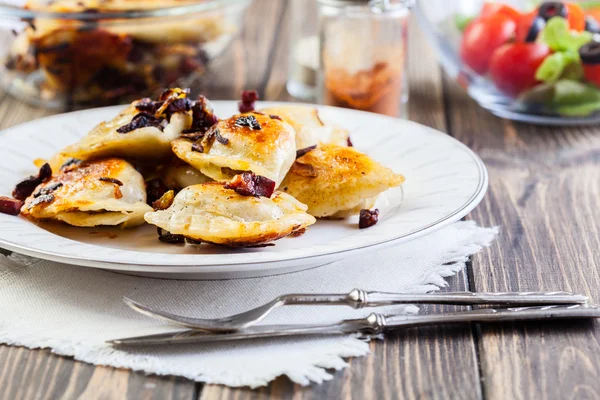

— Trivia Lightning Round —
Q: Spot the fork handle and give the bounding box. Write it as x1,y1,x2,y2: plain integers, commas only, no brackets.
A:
380,305,600,331
280,290,588,308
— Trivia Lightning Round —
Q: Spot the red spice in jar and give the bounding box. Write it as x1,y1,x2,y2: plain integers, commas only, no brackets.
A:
323,62,403,117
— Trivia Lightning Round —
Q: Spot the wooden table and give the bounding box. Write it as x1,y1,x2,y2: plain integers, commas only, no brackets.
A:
2,1,600,398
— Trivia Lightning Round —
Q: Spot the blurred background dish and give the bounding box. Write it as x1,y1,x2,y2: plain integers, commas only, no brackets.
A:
0,0,251,109
415,0,600,125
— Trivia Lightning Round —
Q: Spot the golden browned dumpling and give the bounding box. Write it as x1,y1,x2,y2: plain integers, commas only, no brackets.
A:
171,112,296,186
260,105,349,149
280,144,405,218
144,182,316,247
54,99,192,164
21,158,152,227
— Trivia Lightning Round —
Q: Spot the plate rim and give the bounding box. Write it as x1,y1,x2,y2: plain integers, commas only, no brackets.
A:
0,102,488,273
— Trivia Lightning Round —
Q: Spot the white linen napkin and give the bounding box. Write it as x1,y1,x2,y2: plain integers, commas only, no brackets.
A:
0,221,497,388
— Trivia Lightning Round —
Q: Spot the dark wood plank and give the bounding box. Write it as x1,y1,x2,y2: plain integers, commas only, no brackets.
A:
0,345,196,400
443,71,600,399
198,18,483,400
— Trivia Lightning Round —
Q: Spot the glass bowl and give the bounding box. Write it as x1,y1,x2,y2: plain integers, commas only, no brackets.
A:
0,0,251,109
414,0,600,125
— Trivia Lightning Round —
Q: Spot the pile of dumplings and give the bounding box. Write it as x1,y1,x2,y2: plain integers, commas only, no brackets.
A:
8,88,405,247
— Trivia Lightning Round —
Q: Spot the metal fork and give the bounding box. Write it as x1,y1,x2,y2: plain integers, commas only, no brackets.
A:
124,289,588,333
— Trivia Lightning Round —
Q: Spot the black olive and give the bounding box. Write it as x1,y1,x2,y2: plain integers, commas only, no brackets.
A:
538,2,567,21
585,16,600,34
579,41,600,64
525,16,546,42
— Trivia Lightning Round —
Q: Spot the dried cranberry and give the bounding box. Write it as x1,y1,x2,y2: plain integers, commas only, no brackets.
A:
238,90,259,113
12,163,52,201
0,197,23,216
224,172,276,198
347,136,354,147
296,145,317,159
269,114,282,120
359,209,379,229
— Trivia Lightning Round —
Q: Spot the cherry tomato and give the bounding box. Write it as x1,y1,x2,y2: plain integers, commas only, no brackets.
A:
480,2,521,24
583,64,600,87
489,42,551,97
566,3,586,31
515,10,538,42
460,15,516,75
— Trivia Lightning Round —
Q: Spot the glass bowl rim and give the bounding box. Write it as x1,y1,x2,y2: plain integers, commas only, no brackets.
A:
0,0,249,21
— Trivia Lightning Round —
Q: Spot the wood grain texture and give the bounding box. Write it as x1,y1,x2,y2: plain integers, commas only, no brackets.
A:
442,74,600,400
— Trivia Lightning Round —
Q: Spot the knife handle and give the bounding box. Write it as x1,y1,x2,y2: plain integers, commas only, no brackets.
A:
361,305,600,334
281,290,588,308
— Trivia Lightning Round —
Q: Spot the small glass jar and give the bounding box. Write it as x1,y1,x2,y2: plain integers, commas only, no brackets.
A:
287,0,320,100
317,0,411,117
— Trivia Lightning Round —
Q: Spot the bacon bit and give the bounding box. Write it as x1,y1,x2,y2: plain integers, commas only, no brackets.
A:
98,177,123,186
269,114,282,120
157,227,185,244
238,90,259,113
289,228,306,237
347,136,354,147
60,158,83,172
152,190,175,210
146,178,168,205
116,112,166,134
359,209,379,229
235,115,261,130
290,161,317,178
224,172,276,198
214,129,229,145
13,163,52,201
296,145,317,159
0,197,23,216
187,95,218,134
33,182,63,198
191,142,205,153
28,194,55,209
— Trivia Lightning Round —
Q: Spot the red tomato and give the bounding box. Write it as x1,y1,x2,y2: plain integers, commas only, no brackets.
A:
480,2,521,24
460,15,516,75
515,10,538,42
566,3,586,31
583,64,600,87
489,42,551,97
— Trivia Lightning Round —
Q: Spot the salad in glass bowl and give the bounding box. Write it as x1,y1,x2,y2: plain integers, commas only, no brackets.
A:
415,0,600,124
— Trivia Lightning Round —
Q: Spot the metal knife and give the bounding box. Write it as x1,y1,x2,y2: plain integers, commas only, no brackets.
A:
108,304,600,346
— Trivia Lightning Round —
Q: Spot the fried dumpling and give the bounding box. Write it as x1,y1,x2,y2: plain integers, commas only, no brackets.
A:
144,182,316,247
280,144,405,218
162,159,211,190
55,97,192,164
171,112,296,186
21,158,153,227
260,105,350,149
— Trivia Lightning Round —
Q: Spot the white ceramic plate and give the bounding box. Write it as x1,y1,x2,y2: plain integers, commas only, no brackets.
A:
0,102,487,279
